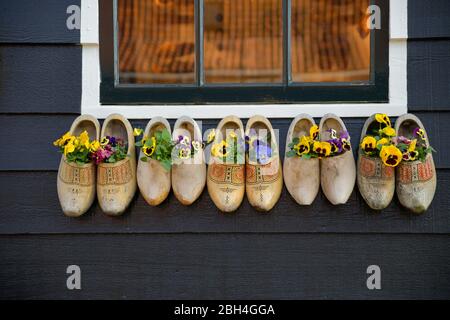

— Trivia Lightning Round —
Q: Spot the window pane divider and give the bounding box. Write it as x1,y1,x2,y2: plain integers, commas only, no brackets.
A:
195,0,204,87
283,0,292,85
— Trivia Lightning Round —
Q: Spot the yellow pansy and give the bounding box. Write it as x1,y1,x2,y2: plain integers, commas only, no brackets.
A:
89,140,100,152
380,145,402,167
375,113,391,127
206,129,216,144
361,136,377,154
53,131,73,147
133,128,143,136
211,140,228,158
178,147,191,159
294,136,310,156
381,126,396,137
142,137,156,157
310,125,319,140
228,131,237,139
64,140,76,156
313,141,332,158
403,139,419,161
377,138,389,146
100,137,109,146
342,139,352,152
78,130,90,149
192,140,202,151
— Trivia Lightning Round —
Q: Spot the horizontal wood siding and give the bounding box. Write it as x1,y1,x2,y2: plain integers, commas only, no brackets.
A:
0,45,81,114
0,0,80,44
0,170,449,235
1,234,449,299
0,0,449,299
408,0,450,39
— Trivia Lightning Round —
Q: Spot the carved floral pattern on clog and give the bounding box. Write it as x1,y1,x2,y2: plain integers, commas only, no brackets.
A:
59,159,95,186
208,163,245,186
359,155,394,179
397,155,434,185
98,159,133,185
246,160,281,185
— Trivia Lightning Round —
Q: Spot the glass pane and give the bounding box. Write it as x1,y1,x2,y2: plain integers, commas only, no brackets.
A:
117,0,195,84
204,0,283,83
291,0,371,82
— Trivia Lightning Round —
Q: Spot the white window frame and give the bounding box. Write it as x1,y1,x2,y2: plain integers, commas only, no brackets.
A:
81,0,408,119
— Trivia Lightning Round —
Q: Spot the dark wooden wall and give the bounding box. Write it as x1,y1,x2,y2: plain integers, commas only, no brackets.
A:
0,0,449,299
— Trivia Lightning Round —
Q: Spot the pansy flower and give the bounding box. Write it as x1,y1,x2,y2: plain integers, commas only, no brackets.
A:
380,145,402,167
142,137,156,157
361,136,377,154
192,140,202,151
381,126,396,137
100,137,109,146
414,128,426,140
53,132,73,147
294,136,310,156
313,141,332,158
375,113,392,127
89,140,100,152
211,140,228,158
342,139,351,152
178,146,191,160
310,125,319,140
133,128,143,137
206,129,216,144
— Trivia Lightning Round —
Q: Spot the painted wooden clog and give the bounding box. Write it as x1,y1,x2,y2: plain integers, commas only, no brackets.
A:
137,117,171,206
171,116,206,205
283,114,320,205
395,114,437,214
319,113,356,205
357,114,395,210
97,113,136,216
207,115,246,213
245,115,283,212
57,114,100,217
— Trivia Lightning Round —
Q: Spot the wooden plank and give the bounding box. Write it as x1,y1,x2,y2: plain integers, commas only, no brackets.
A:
408,0,450,39
0,115,448,171
0,0,80,44
408,40,450,111
0,45,81,114
0,170,448,235
0,233,449,299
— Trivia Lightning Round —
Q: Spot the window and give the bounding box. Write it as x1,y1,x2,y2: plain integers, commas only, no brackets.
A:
99,0,389,104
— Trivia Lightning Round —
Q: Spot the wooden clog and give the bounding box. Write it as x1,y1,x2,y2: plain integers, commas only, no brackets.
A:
395,114,437,213
97,113,136,216
319,113,356,205
357,114,395,210
137,117,172,206
245,115,283,212
57,114,100,217
172,116,206,205
207,115,246,213
283,114,320,205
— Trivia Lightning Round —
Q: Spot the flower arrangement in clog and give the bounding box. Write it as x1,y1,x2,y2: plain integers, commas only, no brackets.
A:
135,127,174,171
246,128,274,165
393,128,435,163
210,129,245,164
92,135,128,164
53,130,100,165
360,113,402,167
286,125,320,159
172,134,203,163
286,124,350,159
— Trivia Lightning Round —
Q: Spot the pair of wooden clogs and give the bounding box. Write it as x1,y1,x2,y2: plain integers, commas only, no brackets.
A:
284,113,356,206
207,115,283,213
57,114,136,217
137,116,206,206
357,114,436,213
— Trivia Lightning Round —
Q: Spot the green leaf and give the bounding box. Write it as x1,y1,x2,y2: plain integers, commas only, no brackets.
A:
286,150,296,158
292,137,299,144
302,154,311,159
161,129,171,141
161,159,172,172
140,156,148,162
